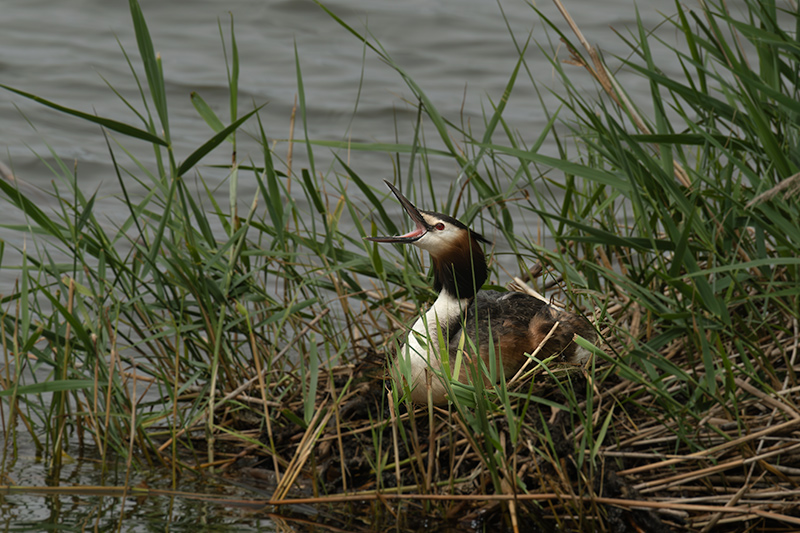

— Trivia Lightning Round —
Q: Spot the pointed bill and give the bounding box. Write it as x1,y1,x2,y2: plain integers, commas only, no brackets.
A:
365,180,431,243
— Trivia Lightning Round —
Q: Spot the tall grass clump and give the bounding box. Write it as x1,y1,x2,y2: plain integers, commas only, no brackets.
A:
1,0,799,531
0,0,380,484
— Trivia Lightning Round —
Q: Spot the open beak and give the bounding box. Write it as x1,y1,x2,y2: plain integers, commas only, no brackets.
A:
365,180,431,243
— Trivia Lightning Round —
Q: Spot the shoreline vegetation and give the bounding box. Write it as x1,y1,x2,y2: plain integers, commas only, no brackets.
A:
2,0,799,531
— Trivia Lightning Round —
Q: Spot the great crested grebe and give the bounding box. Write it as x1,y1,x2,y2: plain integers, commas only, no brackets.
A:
367,180,596,405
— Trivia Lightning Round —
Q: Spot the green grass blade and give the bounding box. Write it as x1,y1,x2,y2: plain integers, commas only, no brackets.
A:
190,92,228,138
0,85,167,146
129,0,170,142
176,107,261,176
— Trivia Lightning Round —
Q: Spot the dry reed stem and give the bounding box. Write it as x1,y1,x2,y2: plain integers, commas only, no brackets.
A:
387,391,402,490
618,417,800,476
250,318,281,480
119,363,138,525
507,321,561,385
241,492,800,526
5,482,800,526
552,0,691,187
286,93,297,189
509,276,550,304
426,374,435,493
219,309,330,407
272,400,333,501
328,377,348,493
731,377,800,420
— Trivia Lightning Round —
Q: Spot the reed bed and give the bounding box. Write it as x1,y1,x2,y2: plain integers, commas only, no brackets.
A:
1,0,799,531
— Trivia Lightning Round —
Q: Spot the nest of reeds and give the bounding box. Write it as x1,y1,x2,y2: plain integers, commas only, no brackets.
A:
178,265,800,533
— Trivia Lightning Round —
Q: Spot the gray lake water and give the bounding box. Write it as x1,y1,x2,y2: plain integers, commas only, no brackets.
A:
0,0,680,262
1,0,689,529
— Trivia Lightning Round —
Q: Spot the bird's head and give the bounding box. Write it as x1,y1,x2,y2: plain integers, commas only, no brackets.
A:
366,180,489,256
366,180,491,298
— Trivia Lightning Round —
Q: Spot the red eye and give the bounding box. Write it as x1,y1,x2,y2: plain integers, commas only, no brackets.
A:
435,223,445,231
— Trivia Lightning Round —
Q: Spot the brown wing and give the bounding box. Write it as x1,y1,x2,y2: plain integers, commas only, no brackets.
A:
447,291,595,384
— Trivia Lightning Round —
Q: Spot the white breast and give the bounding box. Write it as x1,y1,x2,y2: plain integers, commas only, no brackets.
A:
393,291,469,404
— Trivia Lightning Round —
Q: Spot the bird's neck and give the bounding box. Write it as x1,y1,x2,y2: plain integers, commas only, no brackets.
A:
431,236,488,301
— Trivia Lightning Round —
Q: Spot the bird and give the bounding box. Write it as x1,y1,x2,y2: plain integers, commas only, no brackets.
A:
367,180,597,405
